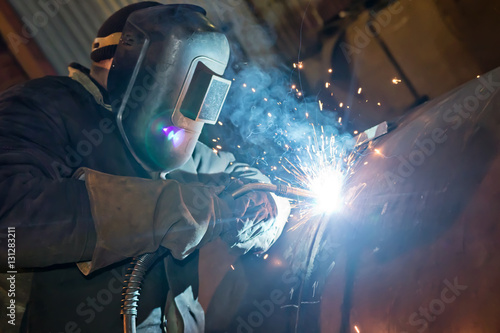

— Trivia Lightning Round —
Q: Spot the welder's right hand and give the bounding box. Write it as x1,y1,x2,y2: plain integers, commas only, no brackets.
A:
218,180,284,255
74,168,233,275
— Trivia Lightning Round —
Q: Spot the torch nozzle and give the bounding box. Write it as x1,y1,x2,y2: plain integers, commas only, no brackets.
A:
231,183,315,200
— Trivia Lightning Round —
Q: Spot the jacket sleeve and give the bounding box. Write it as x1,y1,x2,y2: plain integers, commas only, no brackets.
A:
0,86,96,268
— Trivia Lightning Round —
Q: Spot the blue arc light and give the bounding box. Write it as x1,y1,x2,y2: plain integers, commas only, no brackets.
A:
162,126,185,148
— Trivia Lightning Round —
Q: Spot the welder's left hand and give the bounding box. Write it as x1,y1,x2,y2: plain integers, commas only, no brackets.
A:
219,180,288,254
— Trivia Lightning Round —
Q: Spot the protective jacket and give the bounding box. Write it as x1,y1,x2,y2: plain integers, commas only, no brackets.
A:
0,64,288,332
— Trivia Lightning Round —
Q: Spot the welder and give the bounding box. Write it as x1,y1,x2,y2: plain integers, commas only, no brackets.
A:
0,2,290,332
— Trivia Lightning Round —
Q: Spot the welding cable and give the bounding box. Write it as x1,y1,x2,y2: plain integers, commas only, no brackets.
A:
122,248,168,333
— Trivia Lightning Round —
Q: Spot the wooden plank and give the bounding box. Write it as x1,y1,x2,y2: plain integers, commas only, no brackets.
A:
0,0,56,78
0,39,28,91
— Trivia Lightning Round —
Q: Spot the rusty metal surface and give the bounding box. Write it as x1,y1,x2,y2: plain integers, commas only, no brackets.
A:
320,66,500,332
342,67,500,256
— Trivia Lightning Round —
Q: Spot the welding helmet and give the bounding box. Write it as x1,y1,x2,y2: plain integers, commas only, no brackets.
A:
107,4,231,172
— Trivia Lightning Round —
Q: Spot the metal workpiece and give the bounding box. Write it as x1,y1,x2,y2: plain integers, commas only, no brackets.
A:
322,67,500,332
212,67,500,333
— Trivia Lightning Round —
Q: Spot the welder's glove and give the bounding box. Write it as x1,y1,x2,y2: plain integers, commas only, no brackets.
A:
74,168,232,275
219,180,288,255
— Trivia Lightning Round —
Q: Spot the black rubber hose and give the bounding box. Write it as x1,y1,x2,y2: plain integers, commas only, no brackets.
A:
122,248,168,333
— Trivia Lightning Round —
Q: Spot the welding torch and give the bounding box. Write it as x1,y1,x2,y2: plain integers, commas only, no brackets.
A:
231,183,315,200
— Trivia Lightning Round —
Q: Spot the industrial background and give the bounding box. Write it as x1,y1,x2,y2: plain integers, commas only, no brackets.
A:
2,0,499,131
0,0,499,332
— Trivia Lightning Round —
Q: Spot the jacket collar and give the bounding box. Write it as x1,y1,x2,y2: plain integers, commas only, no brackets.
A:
68,63,112,112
